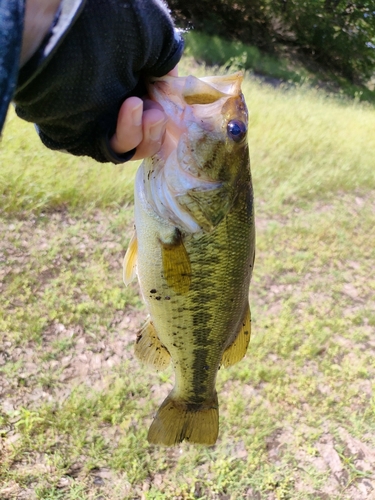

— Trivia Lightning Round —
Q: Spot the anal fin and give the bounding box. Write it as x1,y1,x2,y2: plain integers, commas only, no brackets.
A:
221,305,251,368
123,231,138,285
135,317,170,371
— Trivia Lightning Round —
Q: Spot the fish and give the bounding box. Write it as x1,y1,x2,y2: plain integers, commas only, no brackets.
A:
123,72,255,446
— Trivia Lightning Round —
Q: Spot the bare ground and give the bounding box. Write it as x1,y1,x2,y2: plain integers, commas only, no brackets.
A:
0,204,375,499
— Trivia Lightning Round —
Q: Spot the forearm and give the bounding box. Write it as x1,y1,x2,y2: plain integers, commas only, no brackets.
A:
0,0,24,131
20,0,61,66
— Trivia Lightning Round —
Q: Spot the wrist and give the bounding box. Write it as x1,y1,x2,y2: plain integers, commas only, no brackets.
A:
20,0,62,66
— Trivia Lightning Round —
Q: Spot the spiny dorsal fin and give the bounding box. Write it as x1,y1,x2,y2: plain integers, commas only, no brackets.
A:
123,231,138,285
161,230,191,294
221,305,251,368
135,317,171,371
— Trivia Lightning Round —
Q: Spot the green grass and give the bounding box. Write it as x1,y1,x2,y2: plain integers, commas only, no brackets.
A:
2,68,375,216
1,60,375,498
184,31,375,104
184,31,309,83
0,114,137,214
243,77,375,212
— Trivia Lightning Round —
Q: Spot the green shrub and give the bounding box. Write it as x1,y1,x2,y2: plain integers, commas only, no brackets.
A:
184,31,307,83
278,0,375,82
169,0,274,47
170,0,375,84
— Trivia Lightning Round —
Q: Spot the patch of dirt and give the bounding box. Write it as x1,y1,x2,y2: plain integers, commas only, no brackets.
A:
1,199,375,499
0,210,148,498
0,214,140,446
263,425,375,499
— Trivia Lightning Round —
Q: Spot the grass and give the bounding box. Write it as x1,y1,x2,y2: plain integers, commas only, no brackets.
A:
183,31,310,84
1,58,375,499
183,31,375,104
243,78,375,212
0,119,137,214
2,70,375,215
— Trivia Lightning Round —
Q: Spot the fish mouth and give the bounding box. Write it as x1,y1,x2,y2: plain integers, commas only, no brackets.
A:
184,72,244,103
148,72,244,106
147,72,246,161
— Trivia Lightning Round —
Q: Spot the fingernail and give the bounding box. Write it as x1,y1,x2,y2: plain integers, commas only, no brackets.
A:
149,120,166,141
132,103,143,127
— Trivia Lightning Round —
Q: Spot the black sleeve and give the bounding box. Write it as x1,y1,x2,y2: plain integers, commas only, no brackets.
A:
0,0,24,132
13,0,184,163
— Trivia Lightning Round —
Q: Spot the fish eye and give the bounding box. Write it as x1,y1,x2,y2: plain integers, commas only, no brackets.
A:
227,120,247,142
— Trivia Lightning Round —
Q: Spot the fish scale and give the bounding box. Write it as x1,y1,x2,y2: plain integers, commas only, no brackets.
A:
124,72,255,446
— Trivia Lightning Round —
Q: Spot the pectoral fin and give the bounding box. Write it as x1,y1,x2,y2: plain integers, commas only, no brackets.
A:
177,187,233,232
221,305,251,368
135,317,171,371
161,229,191,294
123,231,138,285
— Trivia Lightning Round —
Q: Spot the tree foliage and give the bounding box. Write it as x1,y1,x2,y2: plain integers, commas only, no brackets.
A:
278,0,375,81
168,0,274,47
169,0,375,83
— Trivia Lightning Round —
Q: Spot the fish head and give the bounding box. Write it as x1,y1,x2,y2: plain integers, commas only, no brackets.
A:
141,73,251,233
148,72,249,185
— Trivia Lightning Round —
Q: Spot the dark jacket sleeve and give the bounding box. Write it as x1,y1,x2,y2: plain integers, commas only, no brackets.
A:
0,0,24,132
13,0,184,163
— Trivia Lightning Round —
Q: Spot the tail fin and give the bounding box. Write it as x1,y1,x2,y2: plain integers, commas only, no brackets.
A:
147,393,219,446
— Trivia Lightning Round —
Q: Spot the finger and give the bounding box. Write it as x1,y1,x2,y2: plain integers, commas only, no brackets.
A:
110,97,144,154
168,64,178,77
131,108,167,160
143,98,163,113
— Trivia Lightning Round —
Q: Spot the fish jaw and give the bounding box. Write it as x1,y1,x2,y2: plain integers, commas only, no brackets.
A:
135,156,206,233
148,72,244,113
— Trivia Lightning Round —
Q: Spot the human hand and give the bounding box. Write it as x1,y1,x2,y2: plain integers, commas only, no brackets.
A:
109,97,167,161
109,66,178,161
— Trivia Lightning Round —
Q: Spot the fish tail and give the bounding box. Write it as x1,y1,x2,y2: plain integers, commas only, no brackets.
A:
147,392,219,446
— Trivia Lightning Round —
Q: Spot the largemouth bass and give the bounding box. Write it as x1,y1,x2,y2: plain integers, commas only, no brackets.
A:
124,72,255,446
